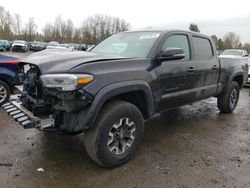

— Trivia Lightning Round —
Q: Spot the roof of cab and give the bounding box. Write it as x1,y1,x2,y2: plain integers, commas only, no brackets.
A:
120,29,211,39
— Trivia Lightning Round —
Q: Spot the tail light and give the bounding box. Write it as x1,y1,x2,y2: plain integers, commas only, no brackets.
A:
6,60,19,65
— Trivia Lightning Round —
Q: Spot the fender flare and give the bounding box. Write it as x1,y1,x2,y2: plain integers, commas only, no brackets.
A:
85,80,155,128
227,71,245,88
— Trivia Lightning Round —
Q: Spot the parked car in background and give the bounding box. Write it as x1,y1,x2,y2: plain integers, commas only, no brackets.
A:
220,49,249,58
219,49,249,86
0,54,25,105
78,44,88,51
46,43,74,51
32,41,46,52
46,41,59,49
12,40,28,52
87,44,95,51
27,42,32,51
0,40,11,51
58,44,74,50
69,43,80,50
69,43,88,51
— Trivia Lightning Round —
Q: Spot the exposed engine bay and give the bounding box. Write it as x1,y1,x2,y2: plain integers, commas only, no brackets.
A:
20,66,51,116
19,64,93,133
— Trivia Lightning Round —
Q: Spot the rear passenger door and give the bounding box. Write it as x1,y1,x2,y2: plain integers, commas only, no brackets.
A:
191,36,220,98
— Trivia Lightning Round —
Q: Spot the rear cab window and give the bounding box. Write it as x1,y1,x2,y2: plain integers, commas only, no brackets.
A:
192,36,214,60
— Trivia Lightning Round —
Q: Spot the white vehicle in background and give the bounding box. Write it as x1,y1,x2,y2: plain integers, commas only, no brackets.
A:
46,41,74,51
219,49,249,58
56,44,74,51
46,41,59,49
11,40,28,52
219,49,249,86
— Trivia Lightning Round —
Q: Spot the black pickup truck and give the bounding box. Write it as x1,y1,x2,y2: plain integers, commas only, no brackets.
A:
3,30,248,167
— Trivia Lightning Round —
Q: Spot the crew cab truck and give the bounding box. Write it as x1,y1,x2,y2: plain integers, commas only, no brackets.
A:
2,30,247,168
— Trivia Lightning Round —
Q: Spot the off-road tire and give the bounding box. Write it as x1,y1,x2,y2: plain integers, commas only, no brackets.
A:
83,100,144,168
217,81,240,113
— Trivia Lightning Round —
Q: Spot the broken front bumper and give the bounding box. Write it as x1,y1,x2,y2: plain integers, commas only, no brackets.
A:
2,100,54,130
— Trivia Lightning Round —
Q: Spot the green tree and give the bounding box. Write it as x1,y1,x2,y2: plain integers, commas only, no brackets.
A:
211,35,224,51
217,39,224,51
189,23,200,33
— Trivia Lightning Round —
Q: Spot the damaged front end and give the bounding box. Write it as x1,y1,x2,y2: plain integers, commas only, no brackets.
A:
5,63,94,134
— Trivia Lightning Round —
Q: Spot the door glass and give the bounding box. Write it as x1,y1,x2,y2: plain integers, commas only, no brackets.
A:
193,36,213,60
162,35,190,60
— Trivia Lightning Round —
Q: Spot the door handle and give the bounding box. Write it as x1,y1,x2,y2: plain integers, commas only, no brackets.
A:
212,65,218,70
187,67,196,73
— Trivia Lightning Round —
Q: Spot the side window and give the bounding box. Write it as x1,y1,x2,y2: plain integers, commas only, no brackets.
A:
192,36,213,60
162,35,190,60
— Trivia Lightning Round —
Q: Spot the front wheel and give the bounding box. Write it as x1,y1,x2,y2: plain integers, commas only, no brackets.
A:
0,81,11,106
83,100,144,168
217,81,240,113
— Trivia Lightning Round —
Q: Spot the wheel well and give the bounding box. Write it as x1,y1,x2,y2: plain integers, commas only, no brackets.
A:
233,75,244,88
106,91,148,119
0,79,12,93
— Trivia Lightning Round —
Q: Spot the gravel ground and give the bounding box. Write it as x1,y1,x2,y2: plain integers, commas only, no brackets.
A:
0,52,250,188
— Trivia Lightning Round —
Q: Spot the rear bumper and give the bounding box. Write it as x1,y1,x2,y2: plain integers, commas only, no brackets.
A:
2,100,54,130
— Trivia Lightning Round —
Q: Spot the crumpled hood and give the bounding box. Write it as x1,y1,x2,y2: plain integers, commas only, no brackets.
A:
21,49,128,74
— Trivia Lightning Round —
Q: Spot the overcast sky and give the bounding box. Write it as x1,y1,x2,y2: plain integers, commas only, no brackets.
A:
1,0,250,42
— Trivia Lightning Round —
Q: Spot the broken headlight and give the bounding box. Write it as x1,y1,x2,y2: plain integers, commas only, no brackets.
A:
40,74,94,91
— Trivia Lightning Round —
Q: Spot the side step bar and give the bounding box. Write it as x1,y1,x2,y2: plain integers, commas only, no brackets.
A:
2,101,54,130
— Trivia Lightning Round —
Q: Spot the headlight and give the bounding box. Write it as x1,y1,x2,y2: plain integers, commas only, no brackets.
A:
40,74,94,91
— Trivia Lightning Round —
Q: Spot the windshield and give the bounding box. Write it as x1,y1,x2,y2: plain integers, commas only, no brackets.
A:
91,32,161,58
222,50,242,56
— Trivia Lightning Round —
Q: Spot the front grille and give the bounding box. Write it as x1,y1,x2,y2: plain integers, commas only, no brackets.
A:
21,66,51,116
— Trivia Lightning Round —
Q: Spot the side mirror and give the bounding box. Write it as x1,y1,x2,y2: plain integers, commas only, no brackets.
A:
244,54,249,57
157,48,185,62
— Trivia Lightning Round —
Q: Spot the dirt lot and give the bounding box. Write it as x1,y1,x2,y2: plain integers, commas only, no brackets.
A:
0,52,250,188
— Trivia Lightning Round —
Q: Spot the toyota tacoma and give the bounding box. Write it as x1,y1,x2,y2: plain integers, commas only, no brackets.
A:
2,30,248,167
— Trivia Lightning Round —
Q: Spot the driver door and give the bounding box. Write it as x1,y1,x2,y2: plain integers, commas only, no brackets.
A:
152,34,197,111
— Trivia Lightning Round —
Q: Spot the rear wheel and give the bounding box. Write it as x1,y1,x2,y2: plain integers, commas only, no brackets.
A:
83,100,144,168
0,81,11,106
217,81,240,113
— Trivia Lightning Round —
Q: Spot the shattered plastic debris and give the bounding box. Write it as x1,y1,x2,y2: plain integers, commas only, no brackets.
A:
37,168,45,172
